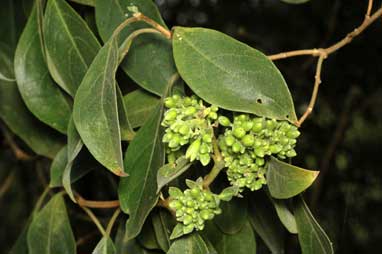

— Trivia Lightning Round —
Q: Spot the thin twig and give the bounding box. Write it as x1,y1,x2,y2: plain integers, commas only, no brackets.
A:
296,54,326,126
106,208,121,235
1,125,33,161
202,136,225,188
76,195,120,209
80,206,106,236
0,172,15,200
366,0,374,18
112,12,171,39
268,4,382,126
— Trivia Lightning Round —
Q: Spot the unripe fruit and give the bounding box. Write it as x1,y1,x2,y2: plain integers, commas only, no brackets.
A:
164,98,175,108
164,110,177,121
241,134,255,147
218,116,231,127
233,127,246,138
225,135,235,146
186,139,201,161
184,107,197,116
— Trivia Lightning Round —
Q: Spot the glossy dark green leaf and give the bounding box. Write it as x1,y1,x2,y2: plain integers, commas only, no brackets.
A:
167,233,211,254
214,197,248,234
152,209,172,252
267,157,319,199
270,196,298,234
114,225,162,254
15,5,71,134
172,27,297,122
294,196,334,254
0,0,29,49
157,156,191,193
248,191,285,254
0,45,64,159
123,89,159,128
95,0,177,96
117,86,135,140
137,218,160,250
69,0,95,6
27,194,76,254
73,37,125,175
44,0,100,96
215,222,256,254
280,0,310,4
50,145,68,187
63,116,83,200
119,104,165,240
93,237,116,254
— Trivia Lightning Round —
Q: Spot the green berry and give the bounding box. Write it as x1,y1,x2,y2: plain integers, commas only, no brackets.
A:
200,210,211,220
208,112,218,120
184,107,197,116
225,135,235,146
199,153,211,166
178,125,190,135
232,142,242,153
186,139,201,161
164,110,177,121
202,133,212,143
164,98,175,108
218,116,231,127
241,134,255,147
233,127,246,138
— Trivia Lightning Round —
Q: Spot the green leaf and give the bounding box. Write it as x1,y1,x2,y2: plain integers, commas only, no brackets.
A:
114,224,163,254
280,0,310,4
95,0,177,96
27,194,76,254
50,145,68,187
169,223,185,240
269,196,298,234
14,4,71,134
0,45,64,159
151,209,173,252
294,196,334,254
73,37,125,175
44,0,101,96
116,86,135,140
118,104,165,240
167,233,211,254
172,27,297,122
214,197,247,234
137,217,160,250
267,157,319,199
123,89,159,128
69,0,95,6
248,190,285,254
63,116,83,200
93,237,116,254
0,0,29,49
214,221,256,254
157,156,192,193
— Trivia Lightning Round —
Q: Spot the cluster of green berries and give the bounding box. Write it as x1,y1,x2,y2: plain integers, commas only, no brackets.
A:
162,94,218,166
218,114,300,191
168,183,222,234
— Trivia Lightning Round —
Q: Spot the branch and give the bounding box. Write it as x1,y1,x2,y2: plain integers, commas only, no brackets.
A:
268,3,382,126
112,13,171,40
76,196,120,209
202,136,225,189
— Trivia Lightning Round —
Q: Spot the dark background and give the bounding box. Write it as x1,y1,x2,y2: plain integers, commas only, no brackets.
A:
1,0,381,253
